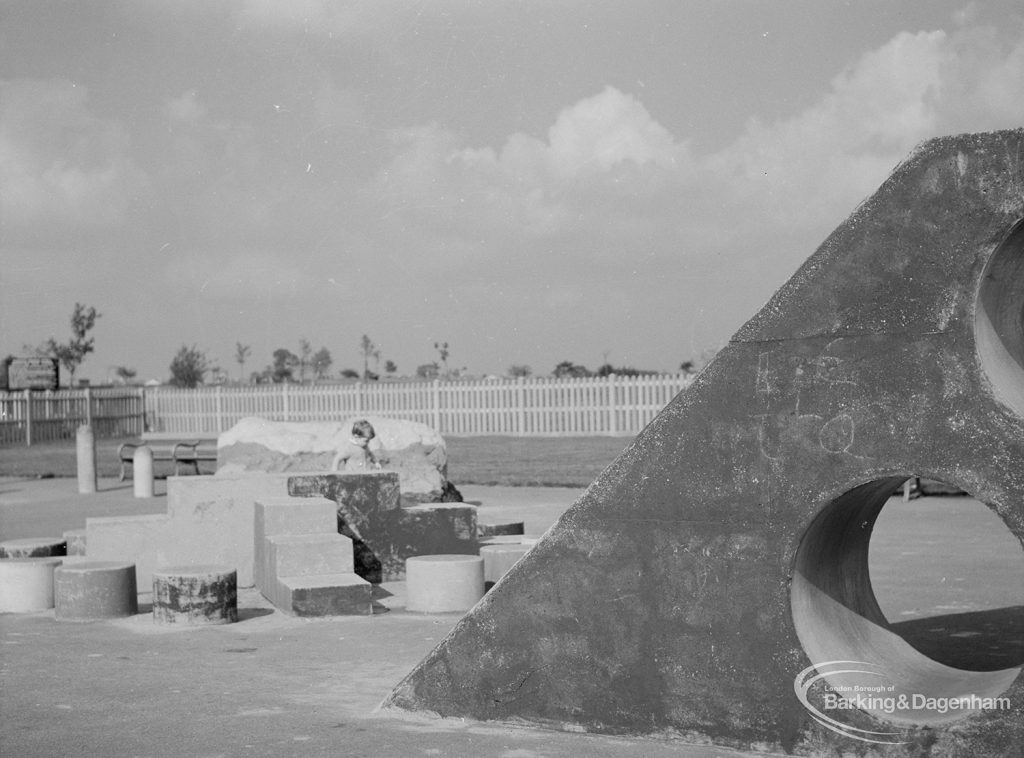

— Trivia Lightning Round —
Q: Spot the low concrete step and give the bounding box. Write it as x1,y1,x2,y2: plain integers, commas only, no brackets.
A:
267,533,354,577
256,497,337,538
275,572,372,616
254,497,338,592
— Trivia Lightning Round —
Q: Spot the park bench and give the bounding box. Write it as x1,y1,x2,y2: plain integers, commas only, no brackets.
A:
117,433,219,481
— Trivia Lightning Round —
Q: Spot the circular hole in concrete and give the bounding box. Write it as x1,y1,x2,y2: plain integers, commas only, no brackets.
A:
790,476,1023,727
976,218,1024,417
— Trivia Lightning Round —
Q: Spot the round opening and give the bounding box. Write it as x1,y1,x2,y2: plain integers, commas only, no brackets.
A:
791,476,1023,727
976,219,1024,418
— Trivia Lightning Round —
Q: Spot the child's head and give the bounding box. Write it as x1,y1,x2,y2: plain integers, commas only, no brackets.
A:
351,419,376,442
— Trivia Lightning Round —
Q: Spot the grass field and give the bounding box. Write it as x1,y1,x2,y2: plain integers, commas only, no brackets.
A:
0,435,633,488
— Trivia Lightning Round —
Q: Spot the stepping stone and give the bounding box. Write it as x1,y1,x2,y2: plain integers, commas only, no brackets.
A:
479,543,534,588
0,537,67,559
63,529,87,557
477,520,525,538
0,557,63,613
54,561,137,622
153,565,237,625
405,555,484,613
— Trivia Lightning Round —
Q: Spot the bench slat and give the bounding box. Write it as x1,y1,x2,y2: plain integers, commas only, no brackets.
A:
118,438,218,481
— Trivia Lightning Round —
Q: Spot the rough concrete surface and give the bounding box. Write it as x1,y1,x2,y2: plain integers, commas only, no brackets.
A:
0,477,1020,756
383,131,1024,755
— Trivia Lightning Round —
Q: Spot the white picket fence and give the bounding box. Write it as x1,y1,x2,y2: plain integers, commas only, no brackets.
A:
0,388,145,446
145,374,692,437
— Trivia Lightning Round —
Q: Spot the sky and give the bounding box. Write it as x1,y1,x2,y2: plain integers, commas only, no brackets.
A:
2,1,1023,384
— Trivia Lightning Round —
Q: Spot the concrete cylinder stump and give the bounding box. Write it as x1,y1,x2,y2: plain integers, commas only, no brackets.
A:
133,445,154,498
54,561,138,621
479,543,534,588
152,565,237,625
0,537,67,558
76,424,98,494
405,555,484,613
0,558,63,612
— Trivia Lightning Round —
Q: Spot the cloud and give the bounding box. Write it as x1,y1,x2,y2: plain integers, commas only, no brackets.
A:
372,86,692,243
545,86,684,178
161,248,324,300
372,19,1024,273
163,90,206,123
233,0,403,36
704,26,1024,231
0,78,148,241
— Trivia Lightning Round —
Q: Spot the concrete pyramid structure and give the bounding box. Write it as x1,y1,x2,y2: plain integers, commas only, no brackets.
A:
383,130,1024,755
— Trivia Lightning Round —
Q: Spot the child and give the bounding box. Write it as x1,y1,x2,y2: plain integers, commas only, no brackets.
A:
331,419,382,472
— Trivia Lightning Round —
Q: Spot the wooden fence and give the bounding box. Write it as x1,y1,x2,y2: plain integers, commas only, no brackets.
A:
145,374,693,437
0,388,145,446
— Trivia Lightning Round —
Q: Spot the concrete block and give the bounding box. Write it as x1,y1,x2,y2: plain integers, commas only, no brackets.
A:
276,572,373,616
0,557,63,612
479,544,533,587
62,529,87,557
267,533,354,578
477,520,524,538
289,472,417,581
85,514,170,591
152,565,237,625
383,130,1024,756
54,561,137,621
0,537,66,558
253,496,337,595
85,473,294,589
405,555,485,613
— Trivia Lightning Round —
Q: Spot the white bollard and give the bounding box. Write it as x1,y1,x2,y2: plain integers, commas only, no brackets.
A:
76,425,97,494
133,445,154,498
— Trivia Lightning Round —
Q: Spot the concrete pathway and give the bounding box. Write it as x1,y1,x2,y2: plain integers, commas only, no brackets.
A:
1,477,1021,757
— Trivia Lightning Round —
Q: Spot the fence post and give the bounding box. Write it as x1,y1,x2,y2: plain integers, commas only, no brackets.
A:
23,389,32,447
607,373,617,435
215,385,224,433
282,383,290,421
516,377,525,436
432,379,441,433
84,386,93,427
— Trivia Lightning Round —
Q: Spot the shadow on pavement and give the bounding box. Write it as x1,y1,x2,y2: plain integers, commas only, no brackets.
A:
891,605,1024,671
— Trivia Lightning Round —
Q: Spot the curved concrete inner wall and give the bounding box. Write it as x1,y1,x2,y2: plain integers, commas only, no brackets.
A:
976,218,1024,417
790,477,1022,726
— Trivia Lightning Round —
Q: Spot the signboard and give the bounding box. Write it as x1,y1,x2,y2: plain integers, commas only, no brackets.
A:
8,357,59,390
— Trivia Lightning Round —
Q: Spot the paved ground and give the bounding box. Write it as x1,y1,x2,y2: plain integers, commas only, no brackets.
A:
1,477,1021,757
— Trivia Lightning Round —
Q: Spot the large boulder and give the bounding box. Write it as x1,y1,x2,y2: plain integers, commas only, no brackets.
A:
216,416,461,503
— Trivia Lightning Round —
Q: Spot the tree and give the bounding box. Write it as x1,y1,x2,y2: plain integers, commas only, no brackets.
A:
384,359,397,375
507,364,532,378
169,345,210,388
114,366,137,385
360,335,379,381
417,362,440,380
312,347,333,381
596,364,657,377
37,302,101,386
553,360,590,378
271,348,299,383
235,343,251,382
434,341,450,376
298,338,312,383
